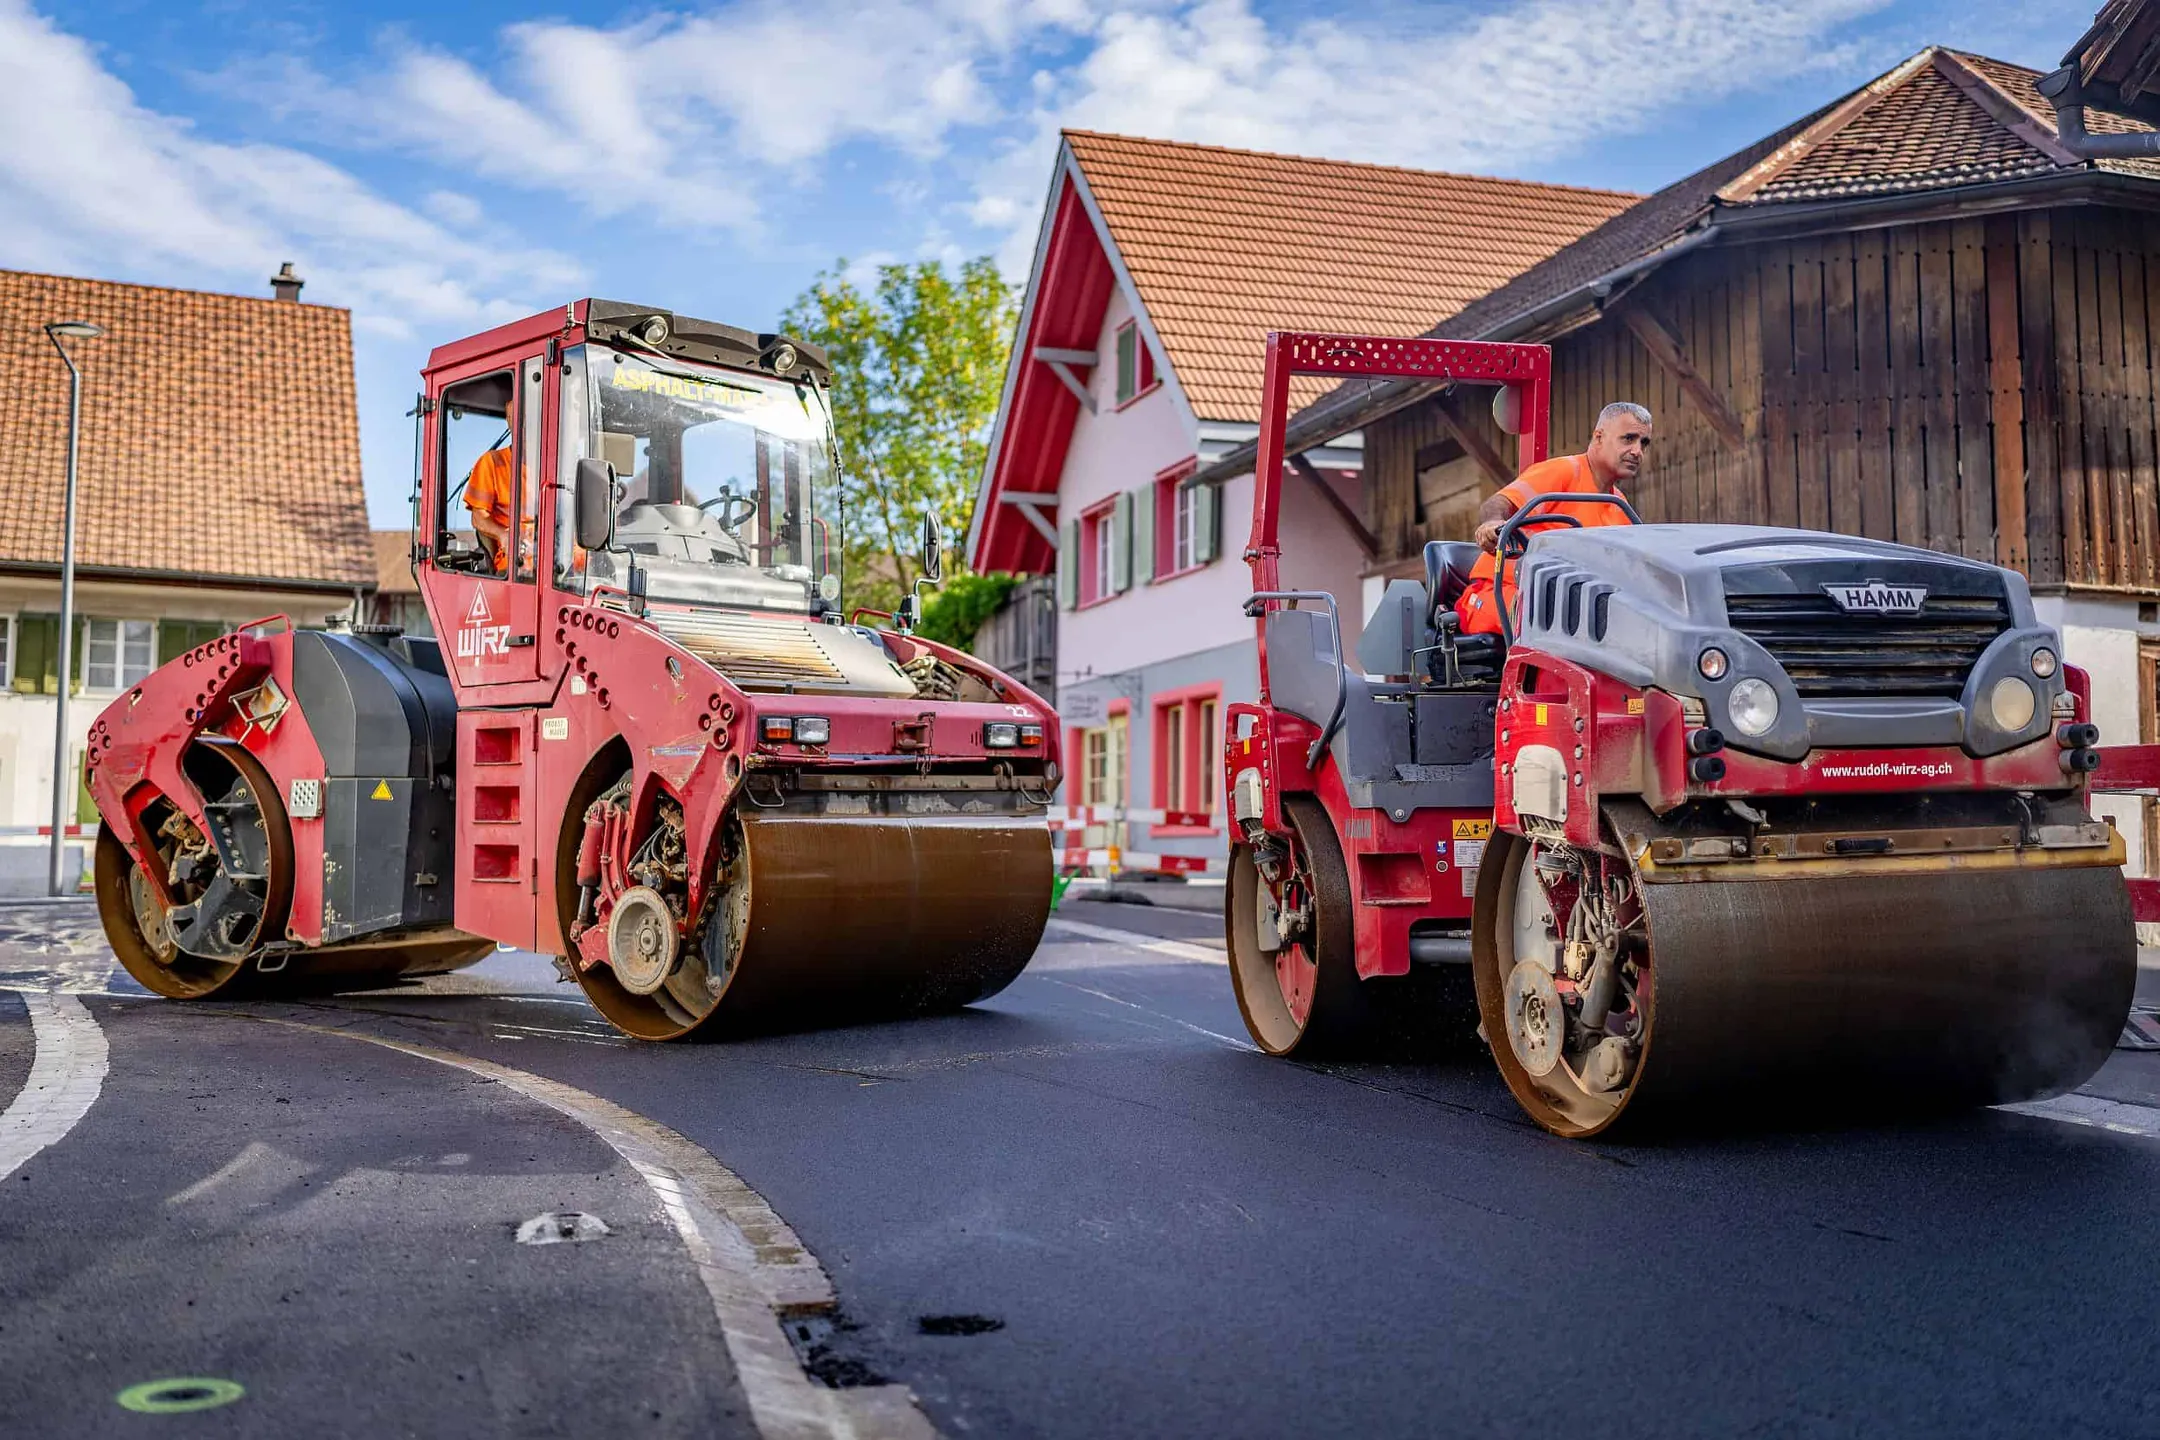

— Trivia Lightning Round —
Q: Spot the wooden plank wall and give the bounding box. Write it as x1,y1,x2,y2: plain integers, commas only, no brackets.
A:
1360,205,2160,595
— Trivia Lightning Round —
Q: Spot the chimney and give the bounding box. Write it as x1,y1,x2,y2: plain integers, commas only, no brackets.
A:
270,262,305,303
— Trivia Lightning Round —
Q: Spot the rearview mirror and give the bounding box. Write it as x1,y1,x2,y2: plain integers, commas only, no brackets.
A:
575,458,618,551
920,508,944,585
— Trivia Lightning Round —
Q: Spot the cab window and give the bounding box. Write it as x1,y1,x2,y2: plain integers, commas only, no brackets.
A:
434,370,519,577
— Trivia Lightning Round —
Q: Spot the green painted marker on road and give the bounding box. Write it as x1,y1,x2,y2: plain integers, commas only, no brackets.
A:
115,1377,245,1414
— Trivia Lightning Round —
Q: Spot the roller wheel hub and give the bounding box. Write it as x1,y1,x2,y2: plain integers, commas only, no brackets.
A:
607,886,679,996
1504,959,1564,1077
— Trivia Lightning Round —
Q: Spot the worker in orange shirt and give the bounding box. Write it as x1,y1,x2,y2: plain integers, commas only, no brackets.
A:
1455,402,1652,635
463,444,515,574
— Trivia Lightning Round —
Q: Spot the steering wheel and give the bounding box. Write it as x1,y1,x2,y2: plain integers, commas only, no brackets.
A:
1492,491,1641,644
698,488,758,530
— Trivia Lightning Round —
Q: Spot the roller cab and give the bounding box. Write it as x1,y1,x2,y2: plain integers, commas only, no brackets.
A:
87,300,1057,1038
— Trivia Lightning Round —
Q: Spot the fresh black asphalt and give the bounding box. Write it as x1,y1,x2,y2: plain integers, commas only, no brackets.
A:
4,895,2159,1437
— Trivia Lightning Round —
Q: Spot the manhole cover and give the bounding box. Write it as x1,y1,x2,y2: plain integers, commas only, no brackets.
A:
516,1212,611,1244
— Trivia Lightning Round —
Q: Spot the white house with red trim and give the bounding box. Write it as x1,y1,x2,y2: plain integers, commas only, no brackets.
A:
967,131,1635,871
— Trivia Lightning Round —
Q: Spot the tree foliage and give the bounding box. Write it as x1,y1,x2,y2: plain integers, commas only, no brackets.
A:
915,571,1019,652
782,257,1018,614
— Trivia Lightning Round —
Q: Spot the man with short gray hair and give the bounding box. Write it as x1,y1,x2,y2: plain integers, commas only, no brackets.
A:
1455,402,1654,635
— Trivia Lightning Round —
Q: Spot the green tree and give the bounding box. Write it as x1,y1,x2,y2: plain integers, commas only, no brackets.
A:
915,571,1019,652
782,257,1018,614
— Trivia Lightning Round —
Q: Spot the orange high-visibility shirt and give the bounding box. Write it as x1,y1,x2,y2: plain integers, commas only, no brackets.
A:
463,446,514,574
1456,454,1632,635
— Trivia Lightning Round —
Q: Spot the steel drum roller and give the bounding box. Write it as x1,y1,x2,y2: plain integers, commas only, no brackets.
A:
576,810,1051,1039
1476,828,2135,1135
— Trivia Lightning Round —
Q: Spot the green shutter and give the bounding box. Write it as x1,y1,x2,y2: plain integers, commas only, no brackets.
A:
1110,491,1133,593
76,750,96,826
14,615,53,695
1116,325,1137,404
1193,482,1220,564
11,614,82,695
158,619,223,667
1132,484,1156,586
1058,518,1080,611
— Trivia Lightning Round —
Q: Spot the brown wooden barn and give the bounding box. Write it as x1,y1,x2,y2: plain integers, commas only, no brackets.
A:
1196,46,2160,864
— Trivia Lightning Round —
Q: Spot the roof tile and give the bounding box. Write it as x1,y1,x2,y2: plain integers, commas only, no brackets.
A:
1064,131,1636,422
0,269,372,589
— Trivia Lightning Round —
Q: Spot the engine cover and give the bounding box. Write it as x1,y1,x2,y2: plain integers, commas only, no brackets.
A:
1508,525,2064,761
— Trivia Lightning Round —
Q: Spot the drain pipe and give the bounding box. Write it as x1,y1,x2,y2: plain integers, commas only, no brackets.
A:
2036,65,2160,158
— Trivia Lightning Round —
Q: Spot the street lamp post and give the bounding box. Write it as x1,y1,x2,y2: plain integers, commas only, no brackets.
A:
44,321,103,897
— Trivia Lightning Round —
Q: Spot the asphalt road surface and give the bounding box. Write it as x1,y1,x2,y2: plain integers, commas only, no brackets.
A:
5,893,2160,1438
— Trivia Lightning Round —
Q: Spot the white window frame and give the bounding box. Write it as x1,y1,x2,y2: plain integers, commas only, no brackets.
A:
84,618,155,692
1173,482,1199,572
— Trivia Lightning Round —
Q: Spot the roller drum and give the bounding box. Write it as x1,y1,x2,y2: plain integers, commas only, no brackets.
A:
1632,864,2133,1114
1475,826,2135,1136
718,811,1050,1028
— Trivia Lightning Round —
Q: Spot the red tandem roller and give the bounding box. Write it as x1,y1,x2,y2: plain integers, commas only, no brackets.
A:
1223,331,2134,1136
85,301,1058,1040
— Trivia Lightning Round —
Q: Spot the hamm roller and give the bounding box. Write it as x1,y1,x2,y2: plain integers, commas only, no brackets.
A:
1224,331,2132,1136
86,300,1056,1039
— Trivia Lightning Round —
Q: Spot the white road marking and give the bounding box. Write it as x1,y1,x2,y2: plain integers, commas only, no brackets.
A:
1044,978,1259,1052
165,1139,278,1206
245,1015,934,1440
1045,918,1224,965
1997,1092,2160,1139
0,992,110,1183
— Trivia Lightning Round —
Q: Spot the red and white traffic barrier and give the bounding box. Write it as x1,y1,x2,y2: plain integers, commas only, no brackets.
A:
1048,805,1215,829
1055,847,1224,876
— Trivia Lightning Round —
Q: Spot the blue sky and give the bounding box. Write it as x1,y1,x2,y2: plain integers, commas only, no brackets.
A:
1,0,2096,528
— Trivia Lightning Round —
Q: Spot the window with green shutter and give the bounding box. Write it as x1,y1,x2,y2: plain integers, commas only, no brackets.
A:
12,615,85,696
158,619,226,667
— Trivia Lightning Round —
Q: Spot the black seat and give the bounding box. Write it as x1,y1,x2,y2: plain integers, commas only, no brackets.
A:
1424,540,1482,611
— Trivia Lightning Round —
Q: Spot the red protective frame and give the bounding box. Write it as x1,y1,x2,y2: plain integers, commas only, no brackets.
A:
1235,332,1550,978
1247,331,1550,697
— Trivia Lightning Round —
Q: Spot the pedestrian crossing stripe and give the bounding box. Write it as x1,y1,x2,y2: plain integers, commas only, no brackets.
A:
370,780,393,801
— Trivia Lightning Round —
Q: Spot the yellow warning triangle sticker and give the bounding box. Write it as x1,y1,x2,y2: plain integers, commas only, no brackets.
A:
370,780,393,800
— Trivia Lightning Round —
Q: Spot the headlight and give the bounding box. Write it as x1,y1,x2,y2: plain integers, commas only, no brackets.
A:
792,716,831,746
2030,647,2058,679
1727,678,1779,737
1697,647,1729,681
985,722,1020,748
1988,676,2036,732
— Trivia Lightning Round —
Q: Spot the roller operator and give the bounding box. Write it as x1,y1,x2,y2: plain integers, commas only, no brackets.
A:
1456,402,1653,635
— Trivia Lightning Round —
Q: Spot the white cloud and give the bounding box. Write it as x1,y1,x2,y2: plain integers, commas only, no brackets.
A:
968,0,1895,273
238,0,1103,233
0,0,580,337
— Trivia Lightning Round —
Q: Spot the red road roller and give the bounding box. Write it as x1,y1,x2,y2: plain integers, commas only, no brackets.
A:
1223,331,2132,1136
87,300,1058,1039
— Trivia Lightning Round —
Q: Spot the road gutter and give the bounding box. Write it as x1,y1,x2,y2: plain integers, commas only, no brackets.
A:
244,1015,936,1440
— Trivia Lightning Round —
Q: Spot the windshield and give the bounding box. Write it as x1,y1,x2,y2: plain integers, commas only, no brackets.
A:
559,345,841,613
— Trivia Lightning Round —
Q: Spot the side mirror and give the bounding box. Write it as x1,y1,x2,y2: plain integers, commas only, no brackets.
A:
895,593,920,632
919,508,944,585
1492,384,1525,435
575,458,618,551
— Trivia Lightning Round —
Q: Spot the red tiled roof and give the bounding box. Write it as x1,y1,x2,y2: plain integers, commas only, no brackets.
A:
1063,131,1637,422
0,269,372,589
1217,46,2160,476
